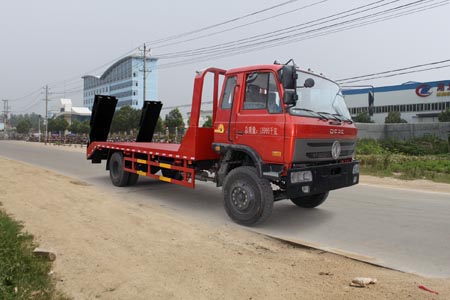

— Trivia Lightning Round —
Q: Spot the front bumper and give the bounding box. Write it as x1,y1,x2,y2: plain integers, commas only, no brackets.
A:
286,161,359,198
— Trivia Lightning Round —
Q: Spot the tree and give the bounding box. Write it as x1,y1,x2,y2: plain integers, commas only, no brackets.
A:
48,117,68,134
10,113,41,130
69,120,81,134
155,117,164,134
438,108,450,122
78,120,90,135
202,115,212,128
68,119,90,135
16,119,32,134
165,108,185,134
110,106,140,134
385,111,407,123
352,112,373,123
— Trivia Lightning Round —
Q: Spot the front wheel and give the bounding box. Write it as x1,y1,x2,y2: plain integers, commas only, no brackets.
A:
290,192,329,208
223,166,274,226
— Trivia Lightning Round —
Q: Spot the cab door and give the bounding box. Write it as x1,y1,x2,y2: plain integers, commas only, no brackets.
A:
233,71,285,163
213,75,239,144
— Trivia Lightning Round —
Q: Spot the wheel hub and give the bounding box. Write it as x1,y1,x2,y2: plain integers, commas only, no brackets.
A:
231,186,251,211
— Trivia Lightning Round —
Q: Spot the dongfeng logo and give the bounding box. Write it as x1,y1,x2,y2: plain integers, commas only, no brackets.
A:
330,129,344,135
415,84,432,97
331,141,341,160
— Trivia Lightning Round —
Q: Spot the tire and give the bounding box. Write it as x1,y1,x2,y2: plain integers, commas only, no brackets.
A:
290,192,329,208
127,173,139,186
109,152,129,187
223,166,274,226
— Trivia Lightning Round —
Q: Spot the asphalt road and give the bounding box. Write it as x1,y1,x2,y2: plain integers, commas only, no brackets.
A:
1,140,449,278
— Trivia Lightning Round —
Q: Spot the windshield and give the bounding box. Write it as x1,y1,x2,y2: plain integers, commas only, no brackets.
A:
290,71,352,121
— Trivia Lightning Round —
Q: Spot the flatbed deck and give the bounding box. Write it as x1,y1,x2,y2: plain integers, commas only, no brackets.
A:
87,141,193,160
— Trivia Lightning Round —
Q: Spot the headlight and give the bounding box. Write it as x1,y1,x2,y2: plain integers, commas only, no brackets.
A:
353,163,360,174
291,170,313,183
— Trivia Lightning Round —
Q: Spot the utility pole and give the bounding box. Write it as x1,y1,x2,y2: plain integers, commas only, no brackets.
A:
2,99,8,139
140,43,151,107
43,85,50,144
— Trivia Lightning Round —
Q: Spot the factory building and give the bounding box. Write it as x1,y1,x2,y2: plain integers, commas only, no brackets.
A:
343,80,450,123
82,55,158,110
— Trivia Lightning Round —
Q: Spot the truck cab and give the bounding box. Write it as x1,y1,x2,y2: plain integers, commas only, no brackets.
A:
211,63,359,224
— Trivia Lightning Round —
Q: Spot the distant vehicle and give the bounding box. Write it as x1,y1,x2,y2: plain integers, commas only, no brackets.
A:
86,61,359,226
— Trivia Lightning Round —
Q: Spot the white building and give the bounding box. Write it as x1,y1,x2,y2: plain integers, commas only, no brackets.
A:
54,98,91,125
343,80,450,123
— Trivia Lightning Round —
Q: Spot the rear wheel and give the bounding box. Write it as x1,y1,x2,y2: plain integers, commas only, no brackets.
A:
223,166,273,226
290,192,329,208
109,152,129,187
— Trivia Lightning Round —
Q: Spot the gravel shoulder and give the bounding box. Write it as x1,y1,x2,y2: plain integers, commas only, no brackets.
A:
0,156,449,300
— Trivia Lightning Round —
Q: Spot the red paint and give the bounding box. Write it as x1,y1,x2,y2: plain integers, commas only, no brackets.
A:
418,285,439,295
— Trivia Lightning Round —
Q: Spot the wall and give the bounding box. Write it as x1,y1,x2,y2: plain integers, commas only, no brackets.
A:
356,122,450,140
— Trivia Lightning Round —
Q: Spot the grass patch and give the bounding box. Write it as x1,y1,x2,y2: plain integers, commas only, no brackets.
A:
357,136,449,155
0,210,69,300
358,154,450,184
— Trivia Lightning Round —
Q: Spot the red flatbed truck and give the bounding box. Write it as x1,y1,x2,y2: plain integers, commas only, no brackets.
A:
87,61,360,226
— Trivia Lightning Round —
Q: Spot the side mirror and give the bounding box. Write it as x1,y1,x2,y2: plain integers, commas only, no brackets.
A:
279,65,297,89
304,78,315,88
279,65,298,105
284,89,298,105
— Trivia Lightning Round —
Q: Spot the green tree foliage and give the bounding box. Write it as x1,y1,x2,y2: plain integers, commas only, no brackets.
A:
165,108,185,134
385,111,407,123
110,106,141,134
438,108,450,122
78,120,90,135
48,117,68,134
155,117,164,134
10,113,41,129
352,112,373,123
16,119,32,134
68,120,80,134
68,120,90,135
202,115,212,128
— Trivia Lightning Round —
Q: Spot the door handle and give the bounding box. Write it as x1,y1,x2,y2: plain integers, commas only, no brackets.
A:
237,131,244,135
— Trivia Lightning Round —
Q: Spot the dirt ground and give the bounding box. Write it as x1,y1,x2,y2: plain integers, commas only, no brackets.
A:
0,156,449,299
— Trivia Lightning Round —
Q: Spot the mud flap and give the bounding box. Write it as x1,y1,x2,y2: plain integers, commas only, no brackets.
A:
136,101,162,142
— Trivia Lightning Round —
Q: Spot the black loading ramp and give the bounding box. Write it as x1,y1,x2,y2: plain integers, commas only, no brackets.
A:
136,101,163,142
88,95,118,163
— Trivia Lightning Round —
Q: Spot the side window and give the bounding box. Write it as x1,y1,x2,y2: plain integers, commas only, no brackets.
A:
244,72,269,110
268,73,282,113
243,72,281,113
221,76,237,109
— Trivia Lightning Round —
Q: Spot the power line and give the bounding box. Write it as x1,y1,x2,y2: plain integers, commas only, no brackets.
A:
145,0,301,45
156,0,393,59
337,62,450,84
337,59,450,82
155,0,443,69
153,0,329,50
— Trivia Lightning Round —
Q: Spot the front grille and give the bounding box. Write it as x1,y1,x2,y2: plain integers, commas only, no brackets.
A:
294,139,356,162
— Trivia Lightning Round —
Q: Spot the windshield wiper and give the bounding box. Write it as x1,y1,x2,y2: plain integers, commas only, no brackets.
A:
316,111,341,121
291,108,328,120
332,113,353,124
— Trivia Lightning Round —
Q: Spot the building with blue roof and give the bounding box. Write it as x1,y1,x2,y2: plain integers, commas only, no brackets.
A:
82,55,158,110
343,80,450,123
